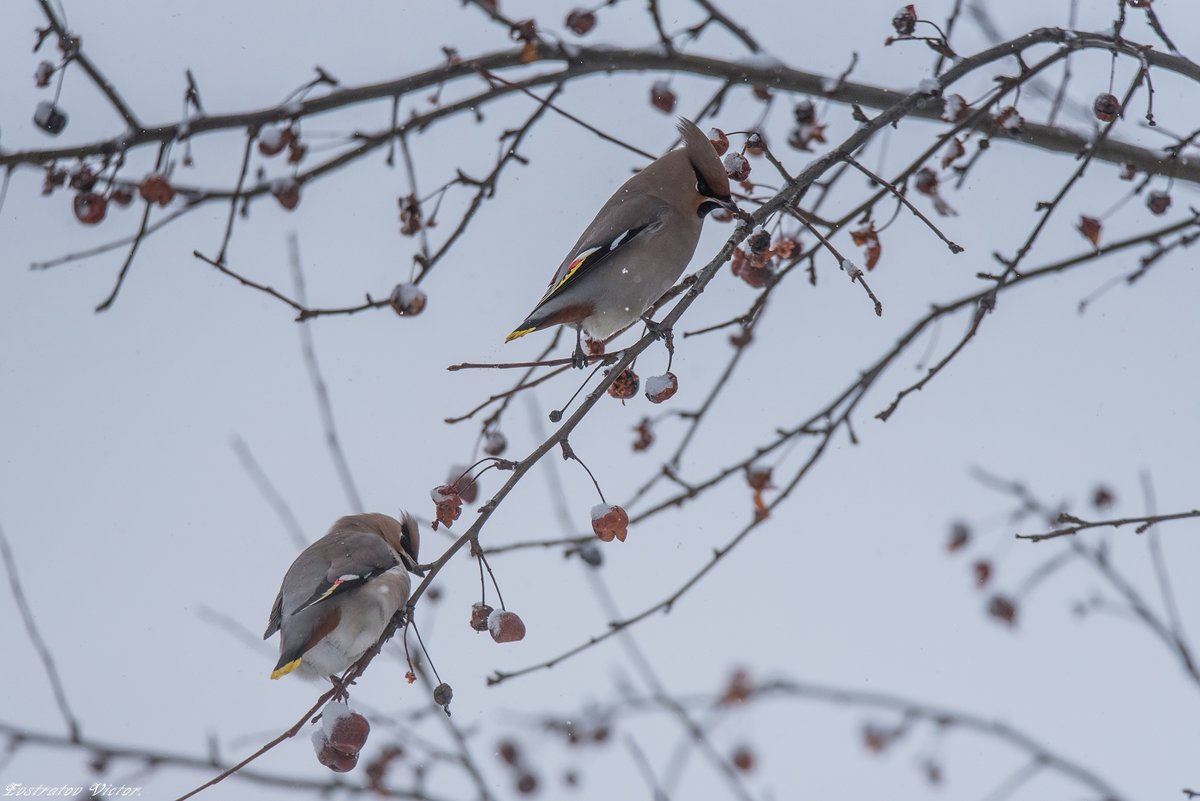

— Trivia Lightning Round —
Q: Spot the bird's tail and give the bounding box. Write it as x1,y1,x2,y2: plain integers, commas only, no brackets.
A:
505,324,537,342
270,656,302,680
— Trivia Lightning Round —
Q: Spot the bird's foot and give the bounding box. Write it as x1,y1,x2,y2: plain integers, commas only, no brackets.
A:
329,671,356,701
641,314,671,340
570,336,589,370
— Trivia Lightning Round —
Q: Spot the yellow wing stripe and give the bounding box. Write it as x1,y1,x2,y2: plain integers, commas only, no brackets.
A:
270,658,302,680
538,246,600,305
506,326,537,342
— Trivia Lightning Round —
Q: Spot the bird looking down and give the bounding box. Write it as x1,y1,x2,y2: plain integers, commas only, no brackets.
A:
506,117,737,367
264,512,424,682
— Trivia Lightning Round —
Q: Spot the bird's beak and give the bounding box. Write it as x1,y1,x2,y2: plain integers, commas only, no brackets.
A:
718,196,739,212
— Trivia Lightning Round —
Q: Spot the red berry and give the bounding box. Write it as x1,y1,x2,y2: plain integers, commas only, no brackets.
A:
316,742,358,772
565,9,596,35
644,372,678,404
73,192,107,225
327,712,370,755
1092,93,1120,122
607,368,639,400
1146,191,1171,215
471,602,494,632
892,5,917,35
650,81,676,114
708,127,729,156
139,173,175,207
591,504,629,543
489,609,527,643
389,283,427,317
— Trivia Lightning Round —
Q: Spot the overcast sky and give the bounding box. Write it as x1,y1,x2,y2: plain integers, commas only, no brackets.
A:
2,1,1198,800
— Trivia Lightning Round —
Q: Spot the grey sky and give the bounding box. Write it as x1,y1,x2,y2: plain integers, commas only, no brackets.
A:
1,1,1197,799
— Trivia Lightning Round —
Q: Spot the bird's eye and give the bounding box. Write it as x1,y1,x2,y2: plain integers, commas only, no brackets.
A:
695,173,713,198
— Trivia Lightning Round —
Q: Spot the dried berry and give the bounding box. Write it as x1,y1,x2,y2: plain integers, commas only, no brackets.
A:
1093,92,1120,123
793,99,816,125
272,178,301,210
447,464,479,504
941,93,968,123
326,711,371,755
433,682,453,708
744,131,766,157
591,504,629,543
389,283,427,316
565,9,596,35
708,127,729,156
650,80,676,114
941,136,966,169
730,247,774,288
110,187,133,206
863,724,892,753
732,746,755,773
488,609,527,643
723,152,750,181
34,60,55,87
257,125,294,157
399,193,423,236
787,121,826,151
139,173,175,207
484,430,508,456
994,105,1024,134
645,372,678,404
42,166,67,195
430,484,463,530
578,542,603,567
1077,215,1102,247
1146,190,1171,215
516,773,538,795
287,139,308,164
1119,162,1137,180
632,417,654,452
850,223,882,270
892,5,918,35
316,741,359,772
73,192,107,225
987,594,1018,626
471,602,494,632
744,465,773,492
497,740,520,765
69,165,96,191
33,101,67,135
946,522,970,553
1092,486,1115,509
914,167,938,195
607,368,639,400
720,669,753,705
973,559,992,588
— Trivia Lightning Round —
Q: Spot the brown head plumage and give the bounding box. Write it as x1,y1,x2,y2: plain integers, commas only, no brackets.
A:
676,117,733,213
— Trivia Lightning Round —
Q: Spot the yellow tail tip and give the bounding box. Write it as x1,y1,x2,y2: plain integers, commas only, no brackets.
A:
505,326,536,343
270,658,302,680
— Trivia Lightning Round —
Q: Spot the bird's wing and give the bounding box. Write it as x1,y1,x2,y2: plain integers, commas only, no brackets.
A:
534,199,669,310
276,531,399,622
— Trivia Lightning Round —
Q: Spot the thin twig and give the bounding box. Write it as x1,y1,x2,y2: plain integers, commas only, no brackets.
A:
230,435,308,550
287,234,364,512
0,523,80,742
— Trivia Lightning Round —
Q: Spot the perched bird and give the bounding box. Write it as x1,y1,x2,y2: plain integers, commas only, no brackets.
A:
264,512,424,682
506,117,737,366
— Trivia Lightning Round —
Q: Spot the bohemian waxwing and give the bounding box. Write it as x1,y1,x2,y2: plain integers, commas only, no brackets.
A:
506,117,737,365
264,512,424,681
